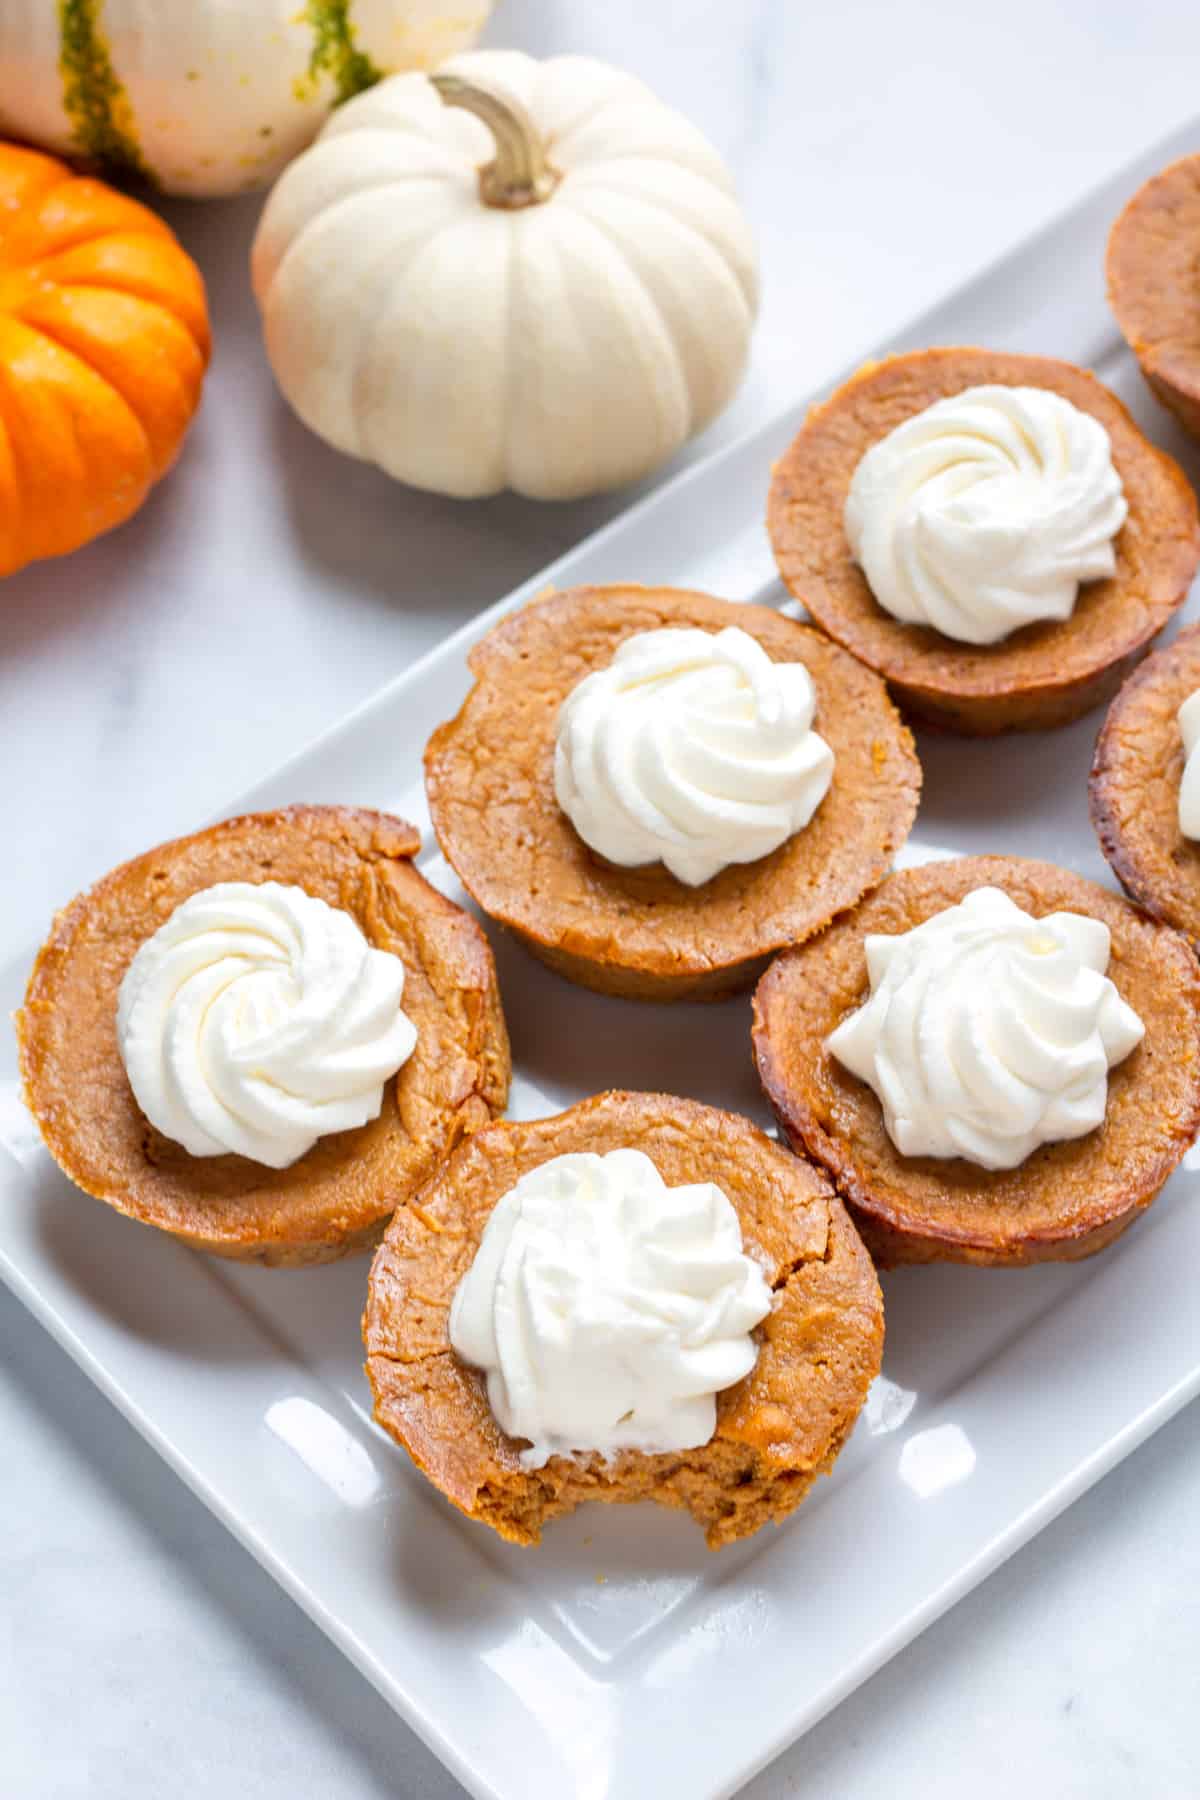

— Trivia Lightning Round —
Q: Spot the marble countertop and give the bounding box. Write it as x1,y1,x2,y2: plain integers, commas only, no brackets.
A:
5,2,1200,1795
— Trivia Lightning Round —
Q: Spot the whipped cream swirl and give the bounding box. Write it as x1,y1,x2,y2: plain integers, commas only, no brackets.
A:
1178,688,1200,840
117,882,417,1169
448,1148,772,1467
844,384,1128,645
554,625,835,886
825,886,1144,1171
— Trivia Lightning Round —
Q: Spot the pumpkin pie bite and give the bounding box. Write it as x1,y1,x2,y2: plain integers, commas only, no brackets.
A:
1091,621,1200,943
363,1090,884,1549
1107,153,1200,440
17,805,510,1266
767,348,1200,735
424,584,921,1001
752,856,1200,1268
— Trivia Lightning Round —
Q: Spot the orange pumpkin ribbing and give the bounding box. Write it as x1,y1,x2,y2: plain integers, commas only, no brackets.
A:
0,142,210,577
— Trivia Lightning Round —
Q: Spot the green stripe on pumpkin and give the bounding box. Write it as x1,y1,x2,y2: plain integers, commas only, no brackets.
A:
58,0,148,179
302,1,384,107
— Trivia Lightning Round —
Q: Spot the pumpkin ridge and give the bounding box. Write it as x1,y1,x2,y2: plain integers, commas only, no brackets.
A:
498,216,518,488
345,208,496,461
0,146,77,209
0,385,26,564
43,211,174,251
552,204,692,430
57,0,148,181
0,308,152,470
3,200,172,275
566,145,737,195
27,226,211,355
16,295,197,463
38,275,208,355
279,174,461,279
562,164,749,244
2,214,116,277
0,333,57,562
300,1,385,109
562,178,758,322
529,98,621,164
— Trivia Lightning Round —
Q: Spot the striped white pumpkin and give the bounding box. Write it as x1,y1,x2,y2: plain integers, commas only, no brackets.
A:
0,0,491,198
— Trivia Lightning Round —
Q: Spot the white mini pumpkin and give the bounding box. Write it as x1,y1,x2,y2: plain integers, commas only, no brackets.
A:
0,0,491,198
251,50,759,500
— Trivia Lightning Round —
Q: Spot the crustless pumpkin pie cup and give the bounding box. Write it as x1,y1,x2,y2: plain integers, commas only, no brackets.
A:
17,805,511,1266
752,856,1200,1268
424,584,922,1001
1107,152,1200,441
1091,621,1200,943
767,348,1200,735
362,1090,884,1549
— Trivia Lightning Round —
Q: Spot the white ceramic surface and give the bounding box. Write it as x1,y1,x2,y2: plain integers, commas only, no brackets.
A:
6,104,1200,1799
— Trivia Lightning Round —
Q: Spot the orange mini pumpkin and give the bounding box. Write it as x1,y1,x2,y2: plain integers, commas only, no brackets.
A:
0,143,210,577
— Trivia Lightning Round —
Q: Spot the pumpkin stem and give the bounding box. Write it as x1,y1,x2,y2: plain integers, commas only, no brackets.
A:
431,72,561,210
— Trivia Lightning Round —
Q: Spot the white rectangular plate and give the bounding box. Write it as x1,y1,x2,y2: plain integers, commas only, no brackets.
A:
5,123,1200,1800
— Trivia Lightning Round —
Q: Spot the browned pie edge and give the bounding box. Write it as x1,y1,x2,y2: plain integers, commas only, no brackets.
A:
1107,151,1200,439
766,347,1200,735
752,855,1200,1267
1090,621,1200,943
424,583,921,1001
17,804,511,1266
363,1090,884,1549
